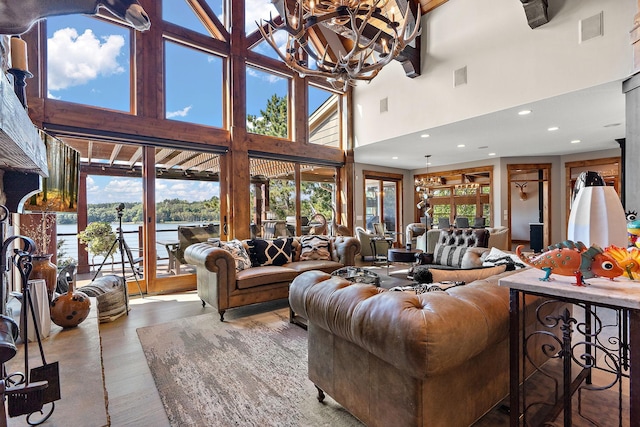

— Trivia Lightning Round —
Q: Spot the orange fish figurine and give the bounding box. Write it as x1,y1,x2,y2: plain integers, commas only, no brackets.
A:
516,240,624,286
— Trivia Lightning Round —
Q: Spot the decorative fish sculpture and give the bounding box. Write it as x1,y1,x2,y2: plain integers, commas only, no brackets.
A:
605,245,640,280
516,240,623,286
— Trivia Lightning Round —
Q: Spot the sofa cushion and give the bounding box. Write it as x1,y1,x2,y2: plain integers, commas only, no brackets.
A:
284,260,344,274
482,247,527,269
433,244,467,267
249,238,293,267
220,239,252,272
299,235,332,261
414,264,507,284
235,265,298,289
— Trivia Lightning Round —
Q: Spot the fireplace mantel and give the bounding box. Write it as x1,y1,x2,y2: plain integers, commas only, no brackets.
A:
0,76,47,212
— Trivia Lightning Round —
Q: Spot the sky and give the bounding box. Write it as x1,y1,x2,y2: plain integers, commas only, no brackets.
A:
45,0,331,204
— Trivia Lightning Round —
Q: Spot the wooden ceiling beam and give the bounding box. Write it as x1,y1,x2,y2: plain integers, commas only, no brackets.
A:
179,153,215,170
128,147,143,167
521,0,550,29
87,140,93,165
155,148,174,164
109,144,123,166
163,151,196,169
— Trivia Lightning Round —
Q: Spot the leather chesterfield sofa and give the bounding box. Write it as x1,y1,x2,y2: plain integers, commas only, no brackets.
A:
184,236,360,320
289,269,567,427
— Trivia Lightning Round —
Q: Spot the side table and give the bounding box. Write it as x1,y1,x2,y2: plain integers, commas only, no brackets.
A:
499,268,640,426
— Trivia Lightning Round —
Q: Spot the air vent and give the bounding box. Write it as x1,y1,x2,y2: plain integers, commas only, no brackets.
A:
454,66,467,87
380,97,388,113
580,12,603,43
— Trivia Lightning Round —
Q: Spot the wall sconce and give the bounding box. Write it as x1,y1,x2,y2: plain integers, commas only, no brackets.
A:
567,171,627,248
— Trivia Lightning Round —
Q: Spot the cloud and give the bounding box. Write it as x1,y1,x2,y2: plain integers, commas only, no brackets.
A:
245,0,279,33
156,180,220,202
47,27,126,91
166,106,193,119
247,67,284,84
47,91,61,100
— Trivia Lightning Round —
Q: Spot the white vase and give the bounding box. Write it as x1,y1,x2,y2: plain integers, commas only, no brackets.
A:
20,279,51,342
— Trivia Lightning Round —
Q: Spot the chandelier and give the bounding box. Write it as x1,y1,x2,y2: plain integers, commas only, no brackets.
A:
415,155,442,211
258,0,422,90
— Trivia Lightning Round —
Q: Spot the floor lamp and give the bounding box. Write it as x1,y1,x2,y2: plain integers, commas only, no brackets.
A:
567,171,627,248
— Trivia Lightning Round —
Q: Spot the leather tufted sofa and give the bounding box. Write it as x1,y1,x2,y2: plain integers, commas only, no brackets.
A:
415,228,490,269
289,269,567,427
184,236,360,320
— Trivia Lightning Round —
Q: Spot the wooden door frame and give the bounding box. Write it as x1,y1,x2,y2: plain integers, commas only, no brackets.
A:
507,163,552,251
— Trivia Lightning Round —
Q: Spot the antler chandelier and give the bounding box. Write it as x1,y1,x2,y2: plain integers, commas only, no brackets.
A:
258,0,421,90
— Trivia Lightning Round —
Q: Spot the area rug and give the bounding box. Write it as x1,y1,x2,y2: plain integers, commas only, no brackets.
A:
136,308,363,427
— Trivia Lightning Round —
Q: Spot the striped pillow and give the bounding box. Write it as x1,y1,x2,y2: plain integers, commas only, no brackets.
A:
433,244,467,268
299,235,332,261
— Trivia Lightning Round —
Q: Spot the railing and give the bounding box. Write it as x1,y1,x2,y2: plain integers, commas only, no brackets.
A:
56,226,179,272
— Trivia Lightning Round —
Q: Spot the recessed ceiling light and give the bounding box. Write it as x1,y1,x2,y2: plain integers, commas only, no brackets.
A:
518,110,532,115
570,139,581,144
392,156,398,160
488,152,496,156
548,126,559,131
421,133,430,138
478,145,488,149
457,144,465,148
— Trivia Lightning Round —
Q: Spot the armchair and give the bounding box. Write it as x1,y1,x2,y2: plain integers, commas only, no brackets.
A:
405,223,426,249
355,226,391,261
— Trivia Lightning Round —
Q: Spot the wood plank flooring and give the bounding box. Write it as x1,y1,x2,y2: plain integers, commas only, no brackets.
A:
94,261,627,426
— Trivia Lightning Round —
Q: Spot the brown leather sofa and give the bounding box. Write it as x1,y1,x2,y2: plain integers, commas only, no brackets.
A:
289,269,566,427
184,236,360,321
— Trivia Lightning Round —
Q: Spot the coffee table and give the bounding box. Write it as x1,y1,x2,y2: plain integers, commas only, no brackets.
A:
387,248,423,275
331,266,380,287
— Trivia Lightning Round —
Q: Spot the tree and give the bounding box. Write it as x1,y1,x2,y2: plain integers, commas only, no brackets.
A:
247,94,288,138
78,222,117,269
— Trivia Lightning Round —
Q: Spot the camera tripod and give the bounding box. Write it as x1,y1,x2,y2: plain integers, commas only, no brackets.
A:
92,204,144,312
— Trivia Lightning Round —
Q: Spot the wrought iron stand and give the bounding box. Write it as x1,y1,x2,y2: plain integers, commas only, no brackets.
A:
500,268,640,427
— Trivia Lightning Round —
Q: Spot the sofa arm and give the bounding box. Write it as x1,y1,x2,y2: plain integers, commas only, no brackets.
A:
184,243,236,288
332,236,361,266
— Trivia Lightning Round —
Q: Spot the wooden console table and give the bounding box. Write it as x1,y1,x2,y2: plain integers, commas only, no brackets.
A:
499,269,640,426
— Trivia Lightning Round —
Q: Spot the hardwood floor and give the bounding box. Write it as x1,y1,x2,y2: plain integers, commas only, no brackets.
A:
97,263,627,426
100,291,215,426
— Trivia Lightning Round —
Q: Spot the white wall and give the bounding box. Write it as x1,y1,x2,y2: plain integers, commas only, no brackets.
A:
510,178,541,241
353,0,635,148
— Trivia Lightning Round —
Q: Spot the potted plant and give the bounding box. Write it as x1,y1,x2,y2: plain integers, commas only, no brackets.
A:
77,222,117,271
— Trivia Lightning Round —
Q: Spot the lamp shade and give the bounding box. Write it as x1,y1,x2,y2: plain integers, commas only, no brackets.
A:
567,185,627,248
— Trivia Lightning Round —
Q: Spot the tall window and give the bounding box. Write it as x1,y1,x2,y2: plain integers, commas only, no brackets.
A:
246,67,290,138
308,85,341,147
164,41,224,128
46,15,131,111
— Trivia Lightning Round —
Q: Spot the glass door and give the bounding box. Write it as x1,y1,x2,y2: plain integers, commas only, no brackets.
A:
363,171,403,245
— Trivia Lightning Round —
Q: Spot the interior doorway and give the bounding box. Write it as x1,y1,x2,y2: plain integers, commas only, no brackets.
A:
507,164,551,252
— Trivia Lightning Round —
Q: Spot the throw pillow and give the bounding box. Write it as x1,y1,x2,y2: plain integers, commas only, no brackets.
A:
482,247,526,269
433,244,467,268
413,264,507,284
250,238,293,266
299,235,332,261
220,240,252,272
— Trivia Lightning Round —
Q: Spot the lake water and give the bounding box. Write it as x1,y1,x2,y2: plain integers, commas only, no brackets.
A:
56,222,194,265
